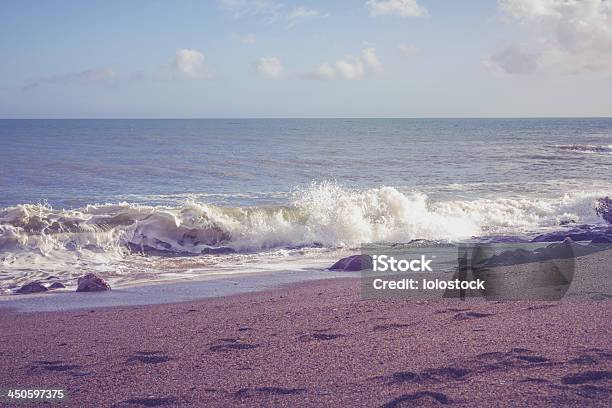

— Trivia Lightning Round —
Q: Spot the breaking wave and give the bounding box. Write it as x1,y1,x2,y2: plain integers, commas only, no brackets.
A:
1,182,610,292
0,183,608,257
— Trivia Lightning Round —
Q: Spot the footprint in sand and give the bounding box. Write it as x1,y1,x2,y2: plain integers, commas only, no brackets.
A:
128,351,173,364
32,360,82,372
373,323,413,332
453,311,493,321
380,391,451,407
384,366,470,386
561,371,612,385
234,387,304,398
435,307,472,314
209,343,258,352
209,338,259,352
298,333,343,342
121,396,177,407
514,355,550,363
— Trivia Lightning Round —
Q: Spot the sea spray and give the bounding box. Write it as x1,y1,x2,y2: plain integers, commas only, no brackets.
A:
0,182,610,291
0,183,609,254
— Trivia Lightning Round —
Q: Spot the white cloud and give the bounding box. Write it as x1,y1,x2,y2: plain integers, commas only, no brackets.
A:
335,57,365,80
302,48,383,81
287,6,329,20
361,47,384,73
232,32,257,44
488,0,612,74
286,6,330,27
174,49,210,79
256,56,284,79
301,63,337,80
23,50,211,90
23,49,212,90
398,43,419,56
218,0,283,20
366,0,428,18
219,0,329,26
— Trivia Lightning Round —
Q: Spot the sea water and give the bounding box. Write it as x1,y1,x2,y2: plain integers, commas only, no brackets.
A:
1,118,611,292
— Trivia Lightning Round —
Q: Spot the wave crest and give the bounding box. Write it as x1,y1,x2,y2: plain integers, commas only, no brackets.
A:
0,183,608,257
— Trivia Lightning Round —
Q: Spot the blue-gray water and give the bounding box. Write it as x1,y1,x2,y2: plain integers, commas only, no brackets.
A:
2,118,612,208
1,118,611,292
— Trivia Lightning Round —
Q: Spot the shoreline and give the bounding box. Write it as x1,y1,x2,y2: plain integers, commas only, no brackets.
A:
4,240,612,312
0,276,610,407
0,268,358,313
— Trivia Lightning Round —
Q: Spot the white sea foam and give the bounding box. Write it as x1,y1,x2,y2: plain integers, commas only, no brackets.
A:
0,182,609,291
548,144,612,154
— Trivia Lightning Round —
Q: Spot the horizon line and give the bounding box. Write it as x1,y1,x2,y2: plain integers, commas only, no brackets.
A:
1,116,611,120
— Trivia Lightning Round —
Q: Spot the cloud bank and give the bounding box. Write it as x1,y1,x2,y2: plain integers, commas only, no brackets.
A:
302,47,384,81
219,0,329,26
366,0,427,18
488,0,612,74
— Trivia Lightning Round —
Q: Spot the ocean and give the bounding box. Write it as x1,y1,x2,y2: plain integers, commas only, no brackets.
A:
1,118,611,292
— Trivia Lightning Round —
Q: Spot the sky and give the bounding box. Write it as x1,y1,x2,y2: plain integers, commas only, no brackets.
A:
1,0,611,118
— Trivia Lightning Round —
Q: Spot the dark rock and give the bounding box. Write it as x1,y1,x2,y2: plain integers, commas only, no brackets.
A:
595,197,612,224
201,246,235,255
48,282,66,290
485,248,536,266
531,225,612,243
76,273,111,292
329,254,372,271
591,235,612,244
542,237,598,258
485,237,607,267
16,281,48,294
478,236,530,243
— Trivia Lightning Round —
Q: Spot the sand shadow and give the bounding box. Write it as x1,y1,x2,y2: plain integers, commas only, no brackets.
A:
128,351,173,364
298,333,343,342
453,311,493,321
373,323,413,332
234,387,305,398
32,360,82,372
208,337,259,352
120,397,177,407
561,371,612,385
380,391,451,407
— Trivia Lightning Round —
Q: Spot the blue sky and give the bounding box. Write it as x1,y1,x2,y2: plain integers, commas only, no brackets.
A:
1,0,611,118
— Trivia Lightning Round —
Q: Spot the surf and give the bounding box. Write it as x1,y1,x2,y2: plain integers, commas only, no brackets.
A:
1,182,610,293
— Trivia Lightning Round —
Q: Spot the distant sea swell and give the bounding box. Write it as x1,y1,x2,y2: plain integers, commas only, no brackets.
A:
547,144,612,154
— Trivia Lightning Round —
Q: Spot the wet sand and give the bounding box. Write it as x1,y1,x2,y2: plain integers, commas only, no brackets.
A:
0,276,610,407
